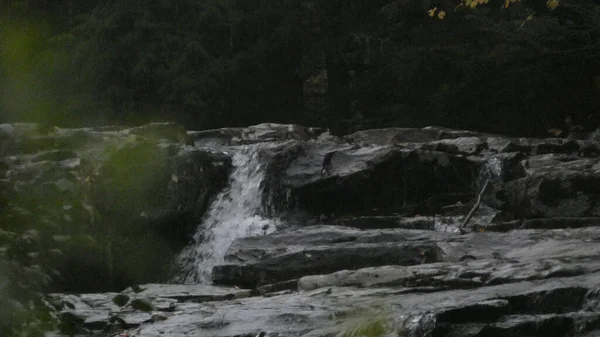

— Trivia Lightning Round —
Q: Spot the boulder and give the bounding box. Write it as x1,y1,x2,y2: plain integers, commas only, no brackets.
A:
490,156,600,219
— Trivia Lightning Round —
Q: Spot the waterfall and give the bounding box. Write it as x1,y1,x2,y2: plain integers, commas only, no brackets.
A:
175,144,278,284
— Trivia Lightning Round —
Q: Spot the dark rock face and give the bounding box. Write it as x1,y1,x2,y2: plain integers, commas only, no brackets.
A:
494,156,600,219
264,137,482,217
262,129,600,223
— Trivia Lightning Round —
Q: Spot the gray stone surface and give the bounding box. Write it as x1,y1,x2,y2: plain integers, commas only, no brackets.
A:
51,268,600,337
8,123,600,337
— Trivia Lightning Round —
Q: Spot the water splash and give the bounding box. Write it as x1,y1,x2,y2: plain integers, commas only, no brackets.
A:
433,216,462,233
483,156,503,181
175,144,278,284
398,313,437,337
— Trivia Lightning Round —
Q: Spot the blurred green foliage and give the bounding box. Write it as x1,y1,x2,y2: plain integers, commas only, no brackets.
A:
0,132,186,336
332,307,393,337
0,180,58,336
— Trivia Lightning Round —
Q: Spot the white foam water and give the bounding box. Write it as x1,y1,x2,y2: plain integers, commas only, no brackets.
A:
175,144,278,284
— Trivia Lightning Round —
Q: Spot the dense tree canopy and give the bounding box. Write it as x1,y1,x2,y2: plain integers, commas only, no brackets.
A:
1,0,600,135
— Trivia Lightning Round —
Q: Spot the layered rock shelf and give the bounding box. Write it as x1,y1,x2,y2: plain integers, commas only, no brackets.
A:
3,122,600,336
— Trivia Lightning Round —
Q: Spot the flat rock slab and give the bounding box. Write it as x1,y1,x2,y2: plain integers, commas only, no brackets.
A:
120,283,252,302
329,214,493,231
484,217,600,232
213,226,600,288
188,123,327,146
343,126,486,145
298,254,600,291
51,271,600,337
213,241,443,288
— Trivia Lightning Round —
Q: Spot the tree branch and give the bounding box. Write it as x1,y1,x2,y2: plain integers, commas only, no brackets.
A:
460,178,490,231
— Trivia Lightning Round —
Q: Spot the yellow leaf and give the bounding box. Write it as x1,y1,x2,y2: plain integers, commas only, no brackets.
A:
521,12,536,27
546,0,559,10
547,128,563,136
503,0,520,8
427,7,437,17
437,10,446,20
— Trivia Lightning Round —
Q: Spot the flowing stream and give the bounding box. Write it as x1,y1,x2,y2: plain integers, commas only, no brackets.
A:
175,144,278,283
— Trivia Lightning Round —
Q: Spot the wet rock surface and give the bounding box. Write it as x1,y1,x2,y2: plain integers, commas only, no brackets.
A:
5,123,600,336
51,262,600,337
188,123,329,146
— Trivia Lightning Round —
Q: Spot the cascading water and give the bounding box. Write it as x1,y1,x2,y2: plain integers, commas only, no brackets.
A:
175,144,278,284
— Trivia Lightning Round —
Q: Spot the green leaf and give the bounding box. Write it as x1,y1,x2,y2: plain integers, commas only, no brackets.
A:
130,298,155,312
112,294,130,307
58,312,85,335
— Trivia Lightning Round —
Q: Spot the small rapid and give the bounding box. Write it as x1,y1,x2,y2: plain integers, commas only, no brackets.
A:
175,144,278,283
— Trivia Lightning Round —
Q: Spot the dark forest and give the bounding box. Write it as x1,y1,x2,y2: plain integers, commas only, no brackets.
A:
2,0,600,136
